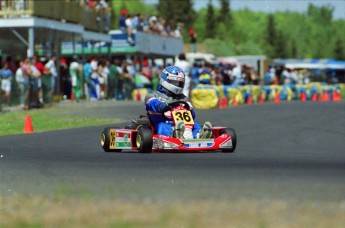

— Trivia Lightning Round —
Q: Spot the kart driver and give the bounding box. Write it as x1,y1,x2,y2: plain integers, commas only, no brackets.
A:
145,65,212,139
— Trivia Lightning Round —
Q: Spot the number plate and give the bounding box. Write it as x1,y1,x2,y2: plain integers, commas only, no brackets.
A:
172,110,194,125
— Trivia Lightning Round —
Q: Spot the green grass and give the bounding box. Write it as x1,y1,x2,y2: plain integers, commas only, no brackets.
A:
0,106,123,136
1,195,344,228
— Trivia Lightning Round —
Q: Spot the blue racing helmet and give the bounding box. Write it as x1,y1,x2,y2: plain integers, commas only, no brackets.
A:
160,66,185,95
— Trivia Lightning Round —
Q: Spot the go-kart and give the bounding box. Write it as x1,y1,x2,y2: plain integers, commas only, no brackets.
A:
101,101,237,153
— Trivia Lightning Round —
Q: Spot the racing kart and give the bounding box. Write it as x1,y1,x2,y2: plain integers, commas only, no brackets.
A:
101,101,237,153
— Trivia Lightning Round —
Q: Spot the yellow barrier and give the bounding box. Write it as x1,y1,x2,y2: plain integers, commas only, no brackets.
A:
132,88,149,102
191,89,218,109
226,88,244,105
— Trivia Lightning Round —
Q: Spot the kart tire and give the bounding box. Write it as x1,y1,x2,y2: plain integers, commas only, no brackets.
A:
101,127,122,152
220,128,237,153
125,124,133,129
136,126,153,153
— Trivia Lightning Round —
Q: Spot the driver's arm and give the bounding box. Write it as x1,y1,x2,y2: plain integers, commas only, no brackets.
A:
145,94,170,113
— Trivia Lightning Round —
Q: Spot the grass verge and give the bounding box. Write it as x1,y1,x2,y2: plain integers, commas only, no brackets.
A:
1,195,344,228
0,105,123,136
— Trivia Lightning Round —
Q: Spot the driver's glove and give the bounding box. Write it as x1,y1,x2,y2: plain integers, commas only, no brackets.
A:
157,101,170,113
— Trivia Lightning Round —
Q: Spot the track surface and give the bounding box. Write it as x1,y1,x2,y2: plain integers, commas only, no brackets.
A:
1,102,344,202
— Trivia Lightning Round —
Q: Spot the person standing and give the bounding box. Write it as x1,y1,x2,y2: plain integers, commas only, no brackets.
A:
0,62,13,106
220,63,231,85
15,60,24,107
188,28,197,53
45,55,57,101
107,58,119,100
69,56,81,102
175,53,191,97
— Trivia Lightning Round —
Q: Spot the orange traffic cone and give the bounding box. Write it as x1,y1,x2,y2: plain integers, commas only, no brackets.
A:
323,91,330,102
233,96,238,106
247,94,253,105
218,97,228,109
136,89,141,102
258,93,264,104
333,91,342,102
24,115,34,133
274,92,281,103
311,93,317,102
318,92,324,101
70,92,74,103
301,92,307,102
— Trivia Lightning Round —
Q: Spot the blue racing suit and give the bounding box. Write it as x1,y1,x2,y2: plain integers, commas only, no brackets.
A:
145,87,202,138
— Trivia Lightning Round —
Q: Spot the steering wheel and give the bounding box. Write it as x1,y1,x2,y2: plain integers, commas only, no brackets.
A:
167,100,191,110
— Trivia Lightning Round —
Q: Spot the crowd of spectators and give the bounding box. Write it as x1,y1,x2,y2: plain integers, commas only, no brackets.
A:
119,9,183,45
2,52,326,110
264,66,313,85
83,0,111,32
0,55,57,109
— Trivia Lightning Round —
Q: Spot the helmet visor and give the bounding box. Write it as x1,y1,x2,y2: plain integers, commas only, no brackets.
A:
168,79,184,88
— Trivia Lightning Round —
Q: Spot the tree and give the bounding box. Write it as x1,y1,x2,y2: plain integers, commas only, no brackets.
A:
291,39,297,58
266,14,276,46
307,3,334,25
274,30,287,58
158,0,195,30
334,37,345,60
205,0,216,39
265,14,277,58
218,0,232,26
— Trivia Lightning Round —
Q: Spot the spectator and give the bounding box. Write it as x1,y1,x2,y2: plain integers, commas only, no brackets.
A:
69,55,81,102
220,63,231,85
116,60,125,100
119,9,127,33
174,26,182,39
132,13,140,33
15,60,25,107
6,56,17,75
90,58,99,100
190,62,200,89
98,59,109,99
96,0,110,32
164,19,173,36
83,57,96,100
107,58,119,99
45,55,57,100
0,62,13,106
151,62,160,91
125,14,134,44
31,56,44,107
188,28,197,53
175,53,191,97
149,16,160,34
21,58,33,110
123,59,135,100
231,64,243,86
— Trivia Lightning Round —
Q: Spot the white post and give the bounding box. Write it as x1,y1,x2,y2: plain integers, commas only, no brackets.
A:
27,27,34,58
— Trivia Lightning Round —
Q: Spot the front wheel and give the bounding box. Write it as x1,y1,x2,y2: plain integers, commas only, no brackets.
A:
136,126,153,153
101,128,122,152
220,128,237,153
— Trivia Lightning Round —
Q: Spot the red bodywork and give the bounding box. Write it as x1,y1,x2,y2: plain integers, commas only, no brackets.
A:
108,127,234,152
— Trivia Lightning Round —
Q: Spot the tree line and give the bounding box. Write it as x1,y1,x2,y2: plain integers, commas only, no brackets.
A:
111,0,345,60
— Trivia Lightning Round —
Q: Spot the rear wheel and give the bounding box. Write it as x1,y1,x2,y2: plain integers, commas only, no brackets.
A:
136,126,153,153
220,128,237,153
101,128,122,152
125,124,133,129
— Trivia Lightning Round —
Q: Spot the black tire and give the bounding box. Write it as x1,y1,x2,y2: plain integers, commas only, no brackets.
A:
136,126,153,153
220,128,237,153
101,127,122,152
125,124,133,129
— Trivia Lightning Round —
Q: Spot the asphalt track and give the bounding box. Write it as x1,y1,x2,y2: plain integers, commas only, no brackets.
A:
1,101,344,203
